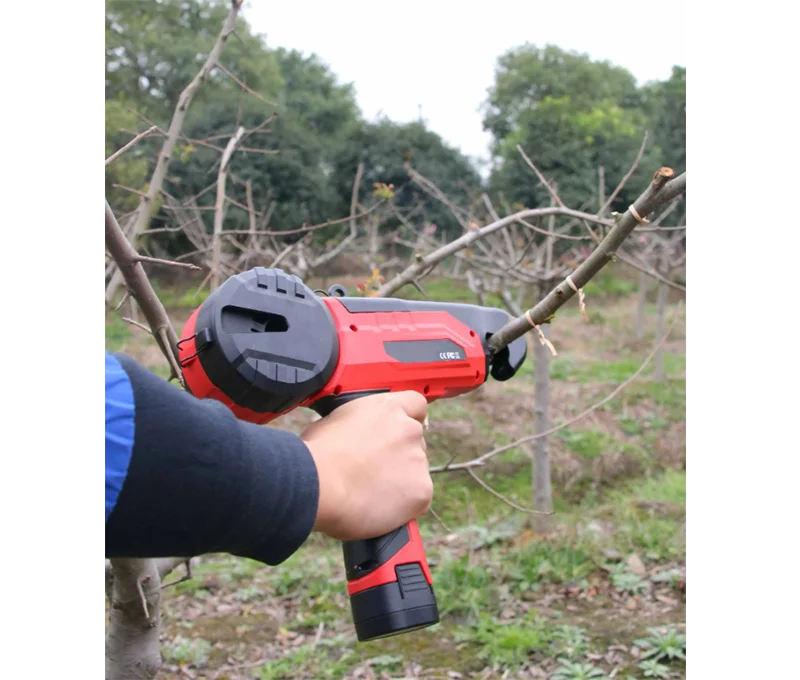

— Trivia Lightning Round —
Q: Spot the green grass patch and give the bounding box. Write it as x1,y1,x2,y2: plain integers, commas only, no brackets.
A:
557,428,628,459
454,611,553,667
582,270,638,298
595,472,686,561
503,538,597,590
151,281,211,310
548,354,685,386
105,315,132,352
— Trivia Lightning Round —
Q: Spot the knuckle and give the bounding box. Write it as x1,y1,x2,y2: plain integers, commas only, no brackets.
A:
403,417,424,438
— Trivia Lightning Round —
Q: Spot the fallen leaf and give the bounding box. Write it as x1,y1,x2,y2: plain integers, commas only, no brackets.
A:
626,553,647,577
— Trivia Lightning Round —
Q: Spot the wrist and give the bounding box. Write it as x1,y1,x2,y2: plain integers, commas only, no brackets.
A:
303,437,344,536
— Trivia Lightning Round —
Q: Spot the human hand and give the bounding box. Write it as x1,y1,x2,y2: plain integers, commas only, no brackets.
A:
300,391,432,541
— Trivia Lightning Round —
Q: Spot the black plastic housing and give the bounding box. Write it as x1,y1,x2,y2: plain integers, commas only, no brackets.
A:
349,564,440,642
192,267,339,413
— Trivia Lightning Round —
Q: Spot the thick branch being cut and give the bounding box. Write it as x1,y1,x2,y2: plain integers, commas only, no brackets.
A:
486,169,685,354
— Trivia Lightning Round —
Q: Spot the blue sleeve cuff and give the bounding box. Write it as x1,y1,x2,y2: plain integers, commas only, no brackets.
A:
106,351,135,521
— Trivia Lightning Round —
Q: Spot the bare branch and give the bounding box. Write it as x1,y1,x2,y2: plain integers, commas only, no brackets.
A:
105,200,183,385
212,125,246,289
431,305,682,473
312,162,363,269
467,468,554,515
105,0,243,303
599,131,649,216
377,206,614,297
122,317,152,334
105,126,157,166
214,61,276,108
485,170,685,354
134,254,201,271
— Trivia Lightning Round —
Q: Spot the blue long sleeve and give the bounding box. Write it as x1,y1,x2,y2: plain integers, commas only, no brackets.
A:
105,351,135,521
104,351,320,566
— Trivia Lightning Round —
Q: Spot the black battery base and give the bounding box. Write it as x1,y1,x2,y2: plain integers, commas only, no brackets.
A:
349,564,440,642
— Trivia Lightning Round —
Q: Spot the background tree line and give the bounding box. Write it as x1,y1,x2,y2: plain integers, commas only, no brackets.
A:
106,0,685,258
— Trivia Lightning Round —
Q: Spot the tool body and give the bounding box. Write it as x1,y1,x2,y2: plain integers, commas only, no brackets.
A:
177,267,526,641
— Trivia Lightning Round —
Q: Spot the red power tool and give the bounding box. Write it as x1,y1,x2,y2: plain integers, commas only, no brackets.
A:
177,267,527,642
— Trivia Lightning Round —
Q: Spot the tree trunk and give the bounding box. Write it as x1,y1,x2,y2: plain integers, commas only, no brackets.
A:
532,325,554,533
654,276,668,381
532,285,553,533
636,270,649,339
105,559,164,680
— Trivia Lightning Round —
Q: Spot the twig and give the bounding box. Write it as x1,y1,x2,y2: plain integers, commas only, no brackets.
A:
212,125,246,289
312,162,363,269
313,622,325,647
431,305,682,473
467,468,553,514
485,169,685,354
105,126,157,166
215,61,276,108
136,578,151,619
160,559,193,589
377,205,619,297
114,290,131,312
516,145,565,208
122,317,152,334
428,505,452,533
599,132,649,216
134,254,201,271
218,200,383,237
105,0,242,304
616,251,686,292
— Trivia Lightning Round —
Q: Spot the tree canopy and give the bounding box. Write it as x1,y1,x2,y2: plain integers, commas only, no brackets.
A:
105,2,685,253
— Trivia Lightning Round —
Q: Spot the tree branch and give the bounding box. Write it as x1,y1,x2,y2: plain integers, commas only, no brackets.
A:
105,126,157,166
105,0,243,303
485,169,685,354
431,305,682,473
377,206,617,297
105,201,183,383
212,125,245,289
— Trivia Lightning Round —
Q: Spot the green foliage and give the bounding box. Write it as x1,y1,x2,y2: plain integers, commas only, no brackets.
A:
608,563,648,595
105,315,131,347
433,555,493,618
331,118,483,241
551,660,609,680
583,270,638,297
505,538,596,588
483,43,684,222
634,626,686,663
557,429,615,459
163,635,212,667
641,67,686,175
455,612,551,667
551,624,591,660
637,658,672,679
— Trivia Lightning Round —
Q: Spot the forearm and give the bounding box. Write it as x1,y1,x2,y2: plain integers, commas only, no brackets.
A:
105,353,319,565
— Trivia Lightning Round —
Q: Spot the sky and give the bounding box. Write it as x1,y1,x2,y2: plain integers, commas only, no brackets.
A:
244,0,685,173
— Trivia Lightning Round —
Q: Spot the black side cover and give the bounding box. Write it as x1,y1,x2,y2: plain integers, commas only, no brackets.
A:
192,268,339,413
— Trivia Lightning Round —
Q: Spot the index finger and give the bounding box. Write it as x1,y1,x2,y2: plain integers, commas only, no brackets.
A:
389,390,429,423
